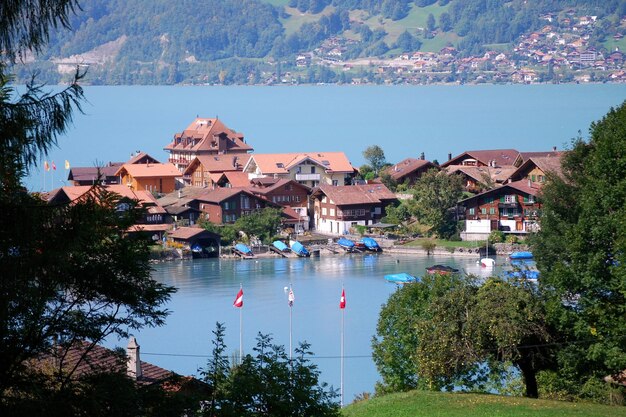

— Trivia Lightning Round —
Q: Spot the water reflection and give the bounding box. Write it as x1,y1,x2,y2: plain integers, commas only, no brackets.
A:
112,254,500,403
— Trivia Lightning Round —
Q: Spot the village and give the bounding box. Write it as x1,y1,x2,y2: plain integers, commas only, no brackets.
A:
287,12,626,85
46,115,562,258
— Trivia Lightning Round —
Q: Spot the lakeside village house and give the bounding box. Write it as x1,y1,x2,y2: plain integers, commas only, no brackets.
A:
53,116,567,252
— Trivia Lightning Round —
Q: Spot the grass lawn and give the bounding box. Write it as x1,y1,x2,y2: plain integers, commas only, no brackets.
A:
281,6,336,36
402,238,485,249
342,390,626,417
260,0,289,6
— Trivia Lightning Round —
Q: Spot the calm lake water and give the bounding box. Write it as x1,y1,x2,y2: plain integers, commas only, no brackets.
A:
104,253,495,404
28,84,626,191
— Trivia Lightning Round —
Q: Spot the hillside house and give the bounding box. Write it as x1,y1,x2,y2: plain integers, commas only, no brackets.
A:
311,184,397,235
67,152,160,186
115,163,181,195
248,178,311,233
380,156,436,186
190,188,278,225
243,152,355,188
508,153,564,185
457,180,543,241
164,118,253,173
183,154,248,187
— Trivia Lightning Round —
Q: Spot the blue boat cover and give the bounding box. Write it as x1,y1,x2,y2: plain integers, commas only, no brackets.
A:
291,241,310,256
505,269,539,280
337,238,355,248
361,237,380,249
191,244,202,253
272,240,289,251
384,273,418,283
235,243,253,255
509,251,533,259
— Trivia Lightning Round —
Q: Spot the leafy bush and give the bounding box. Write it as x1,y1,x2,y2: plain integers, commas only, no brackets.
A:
420,240,436,255
489,230,505,243
505,235,518,244
354,225,367,235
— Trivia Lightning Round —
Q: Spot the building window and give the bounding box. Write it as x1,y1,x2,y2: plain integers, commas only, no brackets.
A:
322,207,327,215
505,195,516,203
311,166,316,174
469,208,475,215
489,207,495,215
481,208,487,215
322,196,327,203
332,180,338,186
295,196,300,202
330,208,335,216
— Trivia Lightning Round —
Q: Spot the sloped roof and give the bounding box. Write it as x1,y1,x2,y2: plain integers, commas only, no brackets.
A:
47,185,162,207
115,163,181,178
383,158,435,181
245,152,354,175
441,149,520,168
127,152,160,165
193,188,256,204
221,171,251,188
164,118,253,153
183,154,248,176
169,226,216,240
250,178,310,195
45,341,173,387
516,150,562,166
314,184,397,205
157,187,209,207
509,154,565,183
67,164,122,181
458,179,542,206
445,165,517,184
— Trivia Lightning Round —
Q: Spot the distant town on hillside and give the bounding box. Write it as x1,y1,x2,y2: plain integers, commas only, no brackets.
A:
16,0,626,85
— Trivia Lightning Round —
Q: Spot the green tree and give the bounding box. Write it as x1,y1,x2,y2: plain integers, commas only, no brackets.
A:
410,168,463,238
0,1,175,412
426,13,436,32
362,145,387,175
234,207,283,244
533,102,626,399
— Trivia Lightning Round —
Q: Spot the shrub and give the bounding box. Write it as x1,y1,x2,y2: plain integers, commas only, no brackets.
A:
421,240,436,255
505,235,518,244
489,230,505,243
355,225,367,235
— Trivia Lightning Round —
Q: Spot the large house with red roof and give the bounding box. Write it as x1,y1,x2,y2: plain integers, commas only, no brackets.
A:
183,154,248,187
164,118,253,173
188,188,279,225
248,178,311,233
243,152,355,188
311,184,397,235
115,163,181,195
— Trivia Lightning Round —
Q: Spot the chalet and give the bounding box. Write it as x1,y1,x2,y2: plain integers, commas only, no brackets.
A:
183,154,248,187
513,149,561,167
47,184,169,238
381,156,436,186
508,154,564,185
311,184,397,235
164,118,253,172
243,152,355,188
67,153,160,186
248,178,311,233
190,188,278,225
457,180,543,241
68,162,123,186
445,165,516,193
115,163,181,195
214,171,251,188
441,149,520,169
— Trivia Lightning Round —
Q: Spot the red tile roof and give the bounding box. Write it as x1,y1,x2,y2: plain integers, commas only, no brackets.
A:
127,152,160,165
164,118,253,153
193,188,256,204
250,178,310,195
115,163,181,178
221,171,252,188
169,226,210,240
441,149,520,168
383,158,435,181
47,185,162,207
314,184,397,205
183,154,249,176
245,152,354,174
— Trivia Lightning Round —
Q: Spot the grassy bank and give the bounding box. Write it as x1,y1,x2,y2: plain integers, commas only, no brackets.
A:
342,391,626,417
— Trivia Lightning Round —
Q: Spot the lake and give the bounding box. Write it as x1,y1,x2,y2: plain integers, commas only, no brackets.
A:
105,253,495,404
28,84,626,191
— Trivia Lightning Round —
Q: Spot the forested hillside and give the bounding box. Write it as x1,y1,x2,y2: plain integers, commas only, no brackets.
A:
17,0,626,85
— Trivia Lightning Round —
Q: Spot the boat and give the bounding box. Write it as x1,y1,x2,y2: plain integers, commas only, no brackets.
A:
384,273,418,284
290,241,310,257
234,243,254,257
272,240,290,252
337,237,356,251
509,251,533,260
426,264,459,275
360,237,382,252
191,244,202,253
480,238,495,268
504,269,540,280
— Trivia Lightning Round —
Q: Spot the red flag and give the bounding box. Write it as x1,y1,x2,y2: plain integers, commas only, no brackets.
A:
51,161,57,170
288,288,295,307
233,288,243,308
339,288,346,309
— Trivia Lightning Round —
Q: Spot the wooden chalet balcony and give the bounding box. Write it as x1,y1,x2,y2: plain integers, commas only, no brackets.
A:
295,173,321,181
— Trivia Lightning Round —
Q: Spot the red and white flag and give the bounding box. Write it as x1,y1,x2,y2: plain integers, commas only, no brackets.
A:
233,288,243,308
339,288,346,309
288,288,295,307
51,161,57,171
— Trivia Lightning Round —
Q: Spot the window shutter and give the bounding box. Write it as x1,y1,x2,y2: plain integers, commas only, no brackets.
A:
500,196,505,203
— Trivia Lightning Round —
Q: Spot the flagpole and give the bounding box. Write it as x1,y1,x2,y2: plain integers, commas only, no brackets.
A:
340,285,345,408
239,283,243,363
289,286,293,361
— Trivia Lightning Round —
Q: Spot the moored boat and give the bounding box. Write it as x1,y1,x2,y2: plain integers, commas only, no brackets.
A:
272,240,290,252
426,264,459,275
384,272,418,284
509,251,533,260
290,241,310,257
504,269,540,280
234,243,254,257
360,237,382,252
337,237,356,251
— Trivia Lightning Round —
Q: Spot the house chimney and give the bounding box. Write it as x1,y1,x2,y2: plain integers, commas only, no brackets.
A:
448,152,452,161
420,152,425,160
178,189,182,199
127,337,142,379
552,146,557,152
